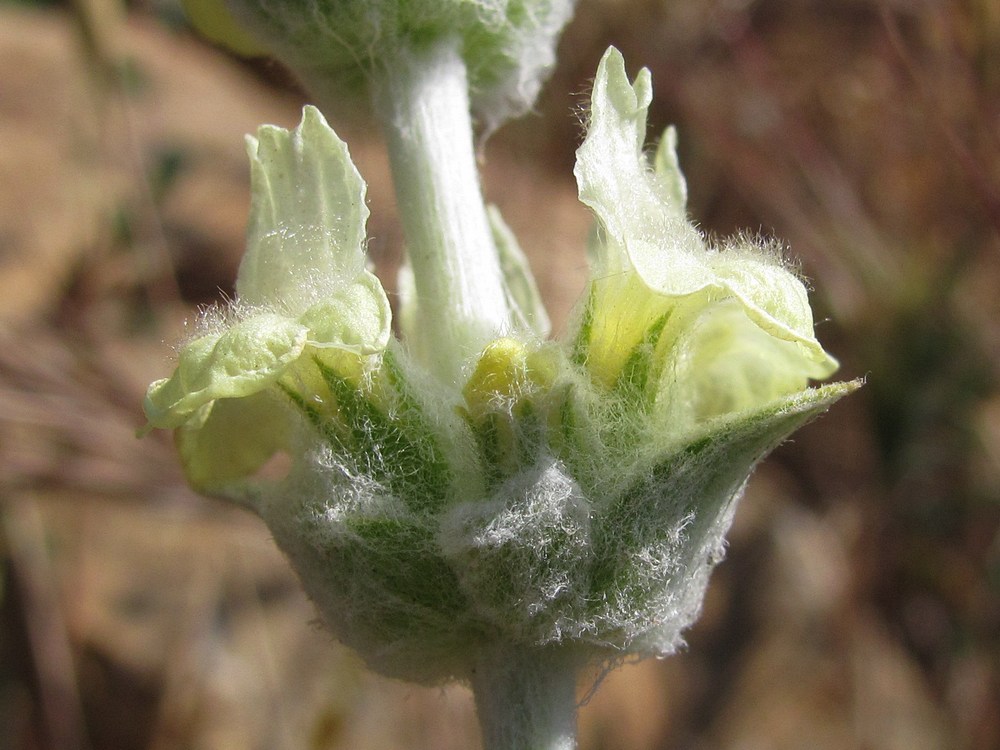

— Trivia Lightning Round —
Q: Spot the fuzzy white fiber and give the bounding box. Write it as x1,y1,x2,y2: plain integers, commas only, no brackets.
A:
244,339,848,685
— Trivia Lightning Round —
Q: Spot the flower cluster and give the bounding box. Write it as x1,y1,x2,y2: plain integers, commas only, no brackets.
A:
146,49,853,688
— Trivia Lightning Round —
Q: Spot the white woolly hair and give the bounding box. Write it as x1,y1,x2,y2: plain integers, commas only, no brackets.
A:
236,335,825,686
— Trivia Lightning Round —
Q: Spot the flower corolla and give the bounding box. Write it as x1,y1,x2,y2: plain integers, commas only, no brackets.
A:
571,48,838,426
144,107,391,492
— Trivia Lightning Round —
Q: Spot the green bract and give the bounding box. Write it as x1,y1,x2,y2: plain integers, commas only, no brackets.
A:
188,0,576,132
145,51,855,688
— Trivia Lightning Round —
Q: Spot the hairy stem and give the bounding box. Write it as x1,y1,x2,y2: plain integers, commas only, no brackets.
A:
471,645,579,750
372,38,509,384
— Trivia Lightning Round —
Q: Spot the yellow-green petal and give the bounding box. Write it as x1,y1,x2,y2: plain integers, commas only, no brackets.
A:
238,106,371,314
298,271,392,354
575,47,703,281
709,246,838,377
674,301,823,421
144,313,307,429
177,390,293,494
574,46,837,388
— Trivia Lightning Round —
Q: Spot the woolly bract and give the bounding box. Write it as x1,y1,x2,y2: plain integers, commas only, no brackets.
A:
144,51,854,686
183,0,576,133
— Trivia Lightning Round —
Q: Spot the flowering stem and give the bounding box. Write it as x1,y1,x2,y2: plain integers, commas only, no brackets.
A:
471,645,579,750
372,38,510,384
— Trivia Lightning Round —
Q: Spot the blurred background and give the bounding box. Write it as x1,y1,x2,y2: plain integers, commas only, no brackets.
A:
1,0,998,748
